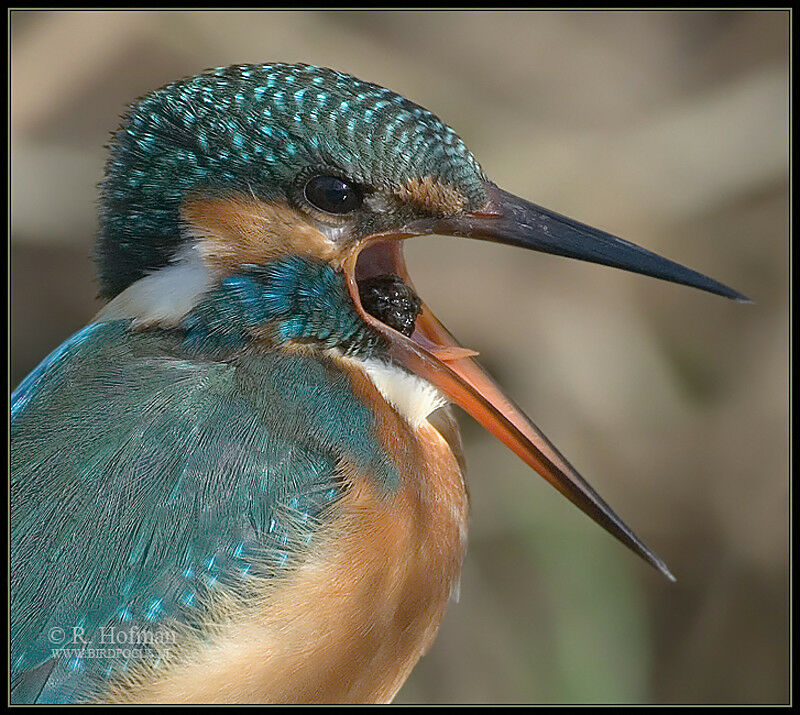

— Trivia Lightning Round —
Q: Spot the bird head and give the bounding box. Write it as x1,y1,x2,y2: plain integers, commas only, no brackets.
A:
97,63,747,579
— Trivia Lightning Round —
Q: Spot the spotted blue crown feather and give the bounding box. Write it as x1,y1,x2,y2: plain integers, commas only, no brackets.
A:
98,62,487,298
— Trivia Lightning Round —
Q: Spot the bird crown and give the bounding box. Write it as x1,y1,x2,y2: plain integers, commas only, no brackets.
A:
97,63,487,298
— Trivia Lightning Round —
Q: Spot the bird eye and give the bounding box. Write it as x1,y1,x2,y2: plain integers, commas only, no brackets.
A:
304,175,361,215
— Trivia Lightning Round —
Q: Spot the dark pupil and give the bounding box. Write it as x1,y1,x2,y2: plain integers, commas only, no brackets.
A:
305,175,360,214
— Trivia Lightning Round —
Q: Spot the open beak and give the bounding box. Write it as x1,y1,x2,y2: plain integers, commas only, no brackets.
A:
344,182,747,581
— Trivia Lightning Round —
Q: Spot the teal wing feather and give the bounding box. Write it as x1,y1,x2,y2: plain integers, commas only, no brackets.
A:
10,320,396,703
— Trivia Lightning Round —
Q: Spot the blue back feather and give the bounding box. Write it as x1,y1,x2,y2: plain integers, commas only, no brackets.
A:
11,317,397,702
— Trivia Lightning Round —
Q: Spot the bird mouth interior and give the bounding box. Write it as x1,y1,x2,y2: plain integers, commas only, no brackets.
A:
348,240,479,361
345,237,674,581
353,240,404,285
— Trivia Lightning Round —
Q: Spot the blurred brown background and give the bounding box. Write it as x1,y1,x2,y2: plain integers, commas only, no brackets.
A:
10,10,788,705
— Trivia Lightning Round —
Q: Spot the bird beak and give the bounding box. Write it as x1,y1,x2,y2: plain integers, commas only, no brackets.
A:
434,183,749,302
344,182,747,580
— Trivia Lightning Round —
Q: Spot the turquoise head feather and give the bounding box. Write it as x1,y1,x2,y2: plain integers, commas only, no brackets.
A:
98,62,487,299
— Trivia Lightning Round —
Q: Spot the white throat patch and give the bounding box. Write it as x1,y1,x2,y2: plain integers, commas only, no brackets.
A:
359,358,448,428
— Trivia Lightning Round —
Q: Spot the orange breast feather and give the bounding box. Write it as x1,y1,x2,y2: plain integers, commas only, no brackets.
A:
102,361,468,704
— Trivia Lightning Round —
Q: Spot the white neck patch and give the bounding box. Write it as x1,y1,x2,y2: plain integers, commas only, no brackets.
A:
94,244,213,327
358,358,448,429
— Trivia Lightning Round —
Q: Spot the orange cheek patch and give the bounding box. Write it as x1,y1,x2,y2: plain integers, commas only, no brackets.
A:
394,176,466,216
181,194,339,276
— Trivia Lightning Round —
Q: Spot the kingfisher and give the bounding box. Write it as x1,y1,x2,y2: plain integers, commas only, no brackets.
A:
10,63,747,704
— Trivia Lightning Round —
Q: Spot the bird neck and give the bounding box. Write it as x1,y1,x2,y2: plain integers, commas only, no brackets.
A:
180,255,386,359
